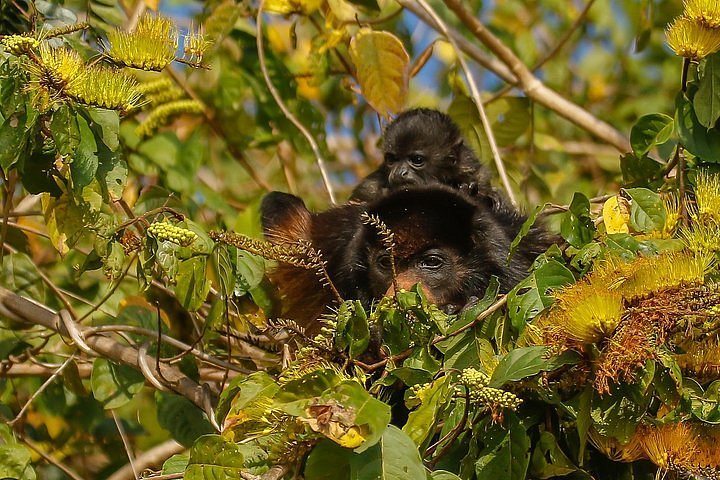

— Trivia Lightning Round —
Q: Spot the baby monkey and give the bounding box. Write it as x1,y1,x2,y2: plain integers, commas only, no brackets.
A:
350,108,493,202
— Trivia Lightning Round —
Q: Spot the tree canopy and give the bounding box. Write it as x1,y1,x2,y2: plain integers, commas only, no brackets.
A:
2,0,720,479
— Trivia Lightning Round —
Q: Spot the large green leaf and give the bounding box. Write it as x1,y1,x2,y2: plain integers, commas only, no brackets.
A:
349,425,426,480
489,346,551,387
305,440,353,480
675,92,720,162
507,260,575,331
72,113,99,190
402,376,452,447
560,192,595,248
630,113,673,156
475,413,530,480
0,444,36,480
694,52,720,129
156,392,215,447
175,256,212,312
185,434,247,480
624,187,666,233
90,358,145,409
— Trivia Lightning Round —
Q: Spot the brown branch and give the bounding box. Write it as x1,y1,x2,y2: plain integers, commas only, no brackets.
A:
17,433,84,480
433,295,507,343
443,0,629,152
401,0,630,153
107,440,185,480
0,287,211,410
486,0,596,103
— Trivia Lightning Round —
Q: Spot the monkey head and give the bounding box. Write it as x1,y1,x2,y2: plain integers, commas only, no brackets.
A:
350,186,526,313
382,108,479,188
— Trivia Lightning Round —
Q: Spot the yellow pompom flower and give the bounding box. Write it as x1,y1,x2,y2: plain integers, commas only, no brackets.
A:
684,0,720,29
36,45,84,92
66,65,143,112
106,13,178,71
666,16,720,59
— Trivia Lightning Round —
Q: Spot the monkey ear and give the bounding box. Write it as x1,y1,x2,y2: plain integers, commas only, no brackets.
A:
260,192,312,243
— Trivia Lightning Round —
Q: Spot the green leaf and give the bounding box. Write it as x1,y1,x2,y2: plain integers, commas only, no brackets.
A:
216,372,279,425
403,376,451,447
185,434,247,479
90,358,145,409
162,453,189,475
156,392,214,447
51,105,80,156
694,53,720,129
0,444,36,480
620,152,665,187
430,472,462,480
175,256,212,312
630,113,674,156
349,425,426,480
590,383,649,443
72,113,99,190
507,260,574,331
336,300,371,358
305,440,353,480
0,110,28,170
1,252,45,303
490,346,556,387
508,204,547,261
675,92,720,162
529,431,583,479
624,187,666,233
234,250,265,296
475,413,530,480
560,192,595,248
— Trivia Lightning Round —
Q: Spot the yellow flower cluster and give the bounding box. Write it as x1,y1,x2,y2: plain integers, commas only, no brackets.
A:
106,14,178,71
459,368,522,411
1,35,40,56
147,221,197,246
666,0,720,59
135,99,204,137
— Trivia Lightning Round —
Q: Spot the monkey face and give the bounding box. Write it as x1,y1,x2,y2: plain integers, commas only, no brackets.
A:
367,245,467,313
385,151,431,186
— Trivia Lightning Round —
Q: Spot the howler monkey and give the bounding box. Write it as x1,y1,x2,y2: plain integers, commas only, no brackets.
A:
350,108,493,202
261,185,555,330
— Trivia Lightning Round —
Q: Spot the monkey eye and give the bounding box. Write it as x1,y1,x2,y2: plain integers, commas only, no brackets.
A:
409,154,425,168
418,253,445,270
376,254,393,271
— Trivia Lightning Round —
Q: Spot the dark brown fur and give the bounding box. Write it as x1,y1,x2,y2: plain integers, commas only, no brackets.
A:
261,186,557,328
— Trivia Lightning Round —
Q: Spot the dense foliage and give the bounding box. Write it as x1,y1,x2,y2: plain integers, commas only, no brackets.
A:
2,0,720,479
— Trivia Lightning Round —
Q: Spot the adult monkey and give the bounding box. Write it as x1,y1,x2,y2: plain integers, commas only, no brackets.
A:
350,108,494,202
261,185,555,332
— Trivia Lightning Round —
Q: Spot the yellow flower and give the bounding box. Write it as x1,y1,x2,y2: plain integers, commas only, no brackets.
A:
37,44,84,91
66,65,143,112
183,29,212,63
106,13,178,71
666,16,720,59
684,0,720,29
694,171,720,224
135,99,204,137
550,280,623,344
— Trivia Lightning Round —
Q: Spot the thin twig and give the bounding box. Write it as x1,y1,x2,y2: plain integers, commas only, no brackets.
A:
2,243,79,320
433,295,507,343
124,0,146,32
17,433,84,480
8,354,76,425
402,0,630,153
77,253,137,323
426,385,470,466
486,0,596,103
0,286,209,409
112,409,139,480
256,0,336,204
414,0,517,206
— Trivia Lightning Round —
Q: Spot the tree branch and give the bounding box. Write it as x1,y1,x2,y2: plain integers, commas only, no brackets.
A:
0,287,212,412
